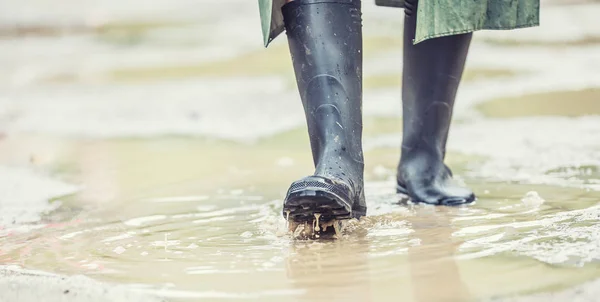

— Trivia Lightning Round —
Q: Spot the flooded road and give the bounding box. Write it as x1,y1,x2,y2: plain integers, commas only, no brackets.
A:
2,135,599,301
1,0,600,301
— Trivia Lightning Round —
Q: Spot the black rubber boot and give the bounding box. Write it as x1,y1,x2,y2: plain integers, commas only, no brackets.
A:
282,0,366,222
397,0,476,205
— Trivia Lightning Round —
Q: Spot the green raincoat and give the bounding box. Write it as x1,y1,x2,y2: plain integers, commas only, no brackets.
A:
258,0,540,47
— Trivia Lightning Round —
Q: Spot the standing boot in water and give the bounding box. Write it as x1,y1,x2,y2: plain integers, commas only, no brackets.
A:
258,0,539,215
396,0,475,205
280,0,366,223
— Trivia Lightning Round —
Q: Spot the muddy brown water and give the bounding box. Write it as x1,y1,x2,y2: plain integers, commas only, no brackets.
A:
1,135,599,302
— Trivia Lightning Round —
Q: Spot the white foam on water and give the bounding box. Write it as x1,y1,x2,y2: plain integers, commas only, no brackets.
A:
124,215,167,227
143,195,209,203
521,191,545,207
59,225,111,240
457,204,600,266
102,232,137,243
192,216,233,224
150,239,181,248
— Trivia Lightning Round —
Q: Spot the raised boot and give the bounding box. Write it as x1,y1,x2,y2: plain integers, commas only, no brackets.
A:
282,0,366,223
397,0,476,205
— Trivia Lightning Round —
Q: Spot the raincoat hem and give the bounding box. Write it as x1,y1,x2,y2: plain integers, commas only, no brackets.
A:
413,20,540,45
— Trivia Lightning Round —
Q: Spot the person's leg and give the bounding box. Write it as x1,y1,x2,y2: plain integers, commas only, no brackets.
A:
397,0,475,205
281,0,366,222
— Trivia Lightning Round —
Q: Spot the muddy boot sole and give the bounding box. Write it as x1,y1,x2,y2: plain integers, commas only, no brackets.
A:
283,176,361,223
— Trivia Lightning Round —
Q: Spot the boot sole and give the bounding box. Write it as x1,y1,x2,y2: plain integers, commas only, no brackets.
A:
284,177,364,223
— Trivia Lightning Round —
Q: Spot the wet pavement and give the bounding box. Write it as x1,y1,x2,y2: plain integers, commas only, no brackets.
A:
1,0,600,301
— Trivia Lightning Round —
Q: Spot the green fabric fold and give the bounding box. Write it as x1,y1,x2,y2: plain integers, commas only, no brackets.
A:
258,0,540,47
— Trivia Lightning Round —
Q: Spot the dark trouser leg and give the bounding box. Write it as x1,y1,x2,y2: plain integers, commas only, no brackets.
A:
281,0,366,223
397,0,475,205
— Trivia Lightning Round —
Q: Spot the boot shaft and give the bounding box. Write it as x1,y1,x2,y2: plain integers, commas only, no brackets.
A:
401,0,472,155
283,0,364,167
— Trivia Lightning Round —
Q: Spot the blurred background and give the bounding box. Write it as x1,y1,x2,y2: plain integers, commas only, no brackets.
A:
1,0,600,301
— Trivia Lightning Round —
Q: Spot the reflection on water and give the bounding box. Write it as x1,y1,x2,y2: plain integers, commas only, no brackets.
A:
407,208,471,302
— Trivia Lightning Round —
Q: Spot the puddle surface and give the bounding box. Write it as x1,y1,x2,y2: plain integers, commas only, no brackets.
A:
1,1,600,301
1,137,600,302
